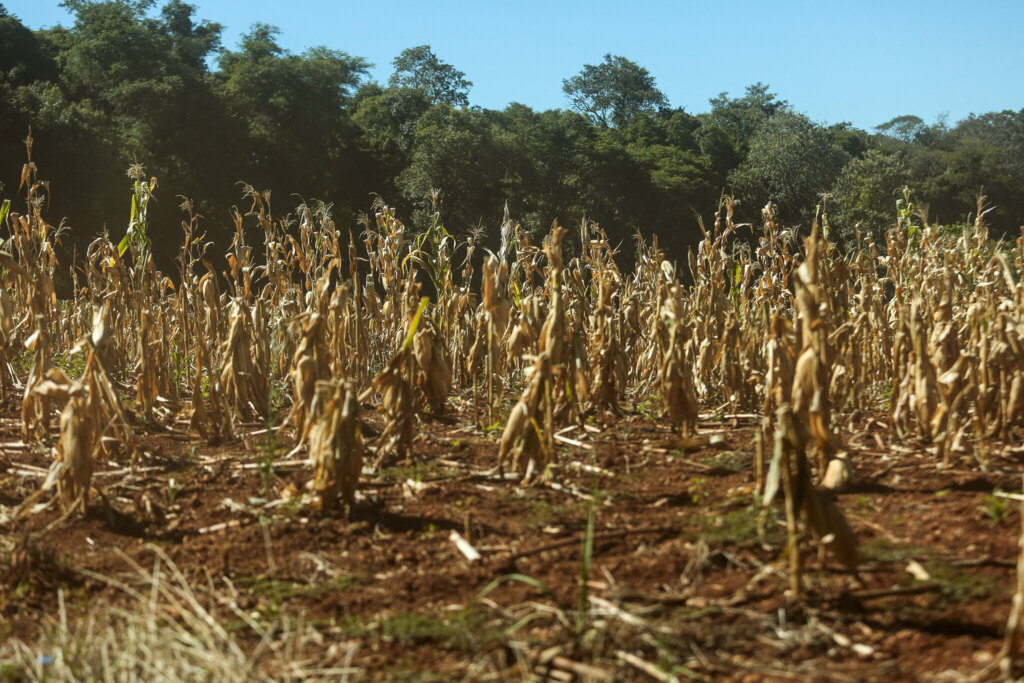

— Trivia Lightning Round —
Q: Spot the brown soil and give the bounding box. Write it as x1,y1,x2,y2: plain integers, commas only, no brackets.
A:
1,403,1021,681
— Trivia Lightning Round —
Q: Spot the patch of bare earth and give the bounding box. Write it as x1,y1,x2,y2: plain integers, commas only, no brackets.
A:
1,407,1020,681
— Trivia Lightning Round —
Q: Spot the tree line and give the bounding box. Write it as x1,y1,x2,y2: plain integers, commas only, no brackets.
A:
2,0,1023,270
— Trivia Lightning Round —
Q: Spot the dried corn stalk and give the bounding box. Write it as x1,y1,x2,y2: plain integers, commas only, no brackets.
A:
31,311,136,512
764,403,859,595
370,297,429,462
474,254,510,424
498,352,552,481
0,266,15,402
190,330,234,445
790,222,841,475
21,314,53,442
309,380,362,514
291,312,331,440
584,224,628,410
658,282,698,436
220,300,271,421
53,375,98,512
413,313,452,414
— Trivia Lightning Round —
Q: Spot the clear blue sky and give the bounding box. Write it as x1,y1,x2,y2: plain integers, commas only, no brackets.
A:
10,0,1024,130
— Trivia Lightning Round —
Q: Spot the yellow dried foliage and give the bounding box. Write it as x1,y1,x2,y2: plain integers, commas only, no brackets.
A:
309,381,362,514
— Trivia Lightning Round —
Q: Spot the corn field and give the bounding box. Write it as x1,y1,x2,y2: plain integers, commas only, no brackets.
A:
4,142,1024,679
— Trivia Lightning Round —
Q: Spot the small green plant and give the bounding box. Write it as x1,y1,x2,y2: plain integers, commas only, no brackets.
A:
525,499,566,529
687,477,709,504
166,478,183,505
636,395,660,418
978,488,1010,525
877,378,895,410
170,342,187,389
53,349,88,379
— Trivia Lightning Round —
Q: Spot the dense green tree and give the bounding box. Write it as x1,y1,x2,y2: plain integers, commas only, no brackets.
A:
875,114,928,143
396,104,502,233
728,112,849,225
940,110,1024,232
830,149,912,240
2,2,1023,273
487,104,599,239
617,111,711,248
47,0,222,158
696,82,789,183
389,45,471,108
562,54,667,129
828,122,871,159
351,82,431,196
214,24,370,230
3,1,227,256
0,4,58,86
0,5,60,192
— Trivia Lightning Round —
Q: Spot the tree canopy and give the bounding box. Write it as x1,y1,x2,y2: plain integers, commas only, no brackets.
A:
389,45,472,108
1,1,1022,269
562,54,667,129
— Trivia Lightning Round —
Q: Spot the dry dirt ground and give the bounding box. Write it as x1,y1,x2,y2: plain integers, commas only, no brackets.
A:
1,400,1022,681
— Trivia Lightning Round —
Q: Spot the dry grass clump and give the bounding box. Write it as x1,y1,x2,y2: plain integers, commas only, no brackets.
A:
0,549,357,681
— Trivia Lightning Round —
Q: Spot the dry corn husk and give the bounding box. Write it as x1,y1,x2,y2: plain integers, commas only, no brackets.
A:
21,315,53,442
54,377,98,512
190,331,234,445
309,381,362,514
764,403,859,595
373,350,414,460
370,297,429,461
790,222,841,474
290,313,331,442
659,285,699,436
220,300,270,420
498,352,551,478
413,318,452,413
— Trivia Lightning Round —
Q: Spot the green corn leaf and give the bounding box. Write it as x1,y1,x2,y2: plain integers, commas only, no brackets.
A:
401,297,430,351
477,573,557,602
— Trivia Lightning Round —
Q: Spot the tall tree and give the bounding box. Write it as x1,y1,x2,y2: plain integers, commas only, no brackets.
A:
396,104,500,232
0,4,60,188
562,54,667,129
0,4,58,86
7,1,226,255
696,82,788,183
50,0,223,156
389,45,471,107
875,114,928,143
830,149,912,240
215,24,369,200
488,104,597,238
729,111,850,225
